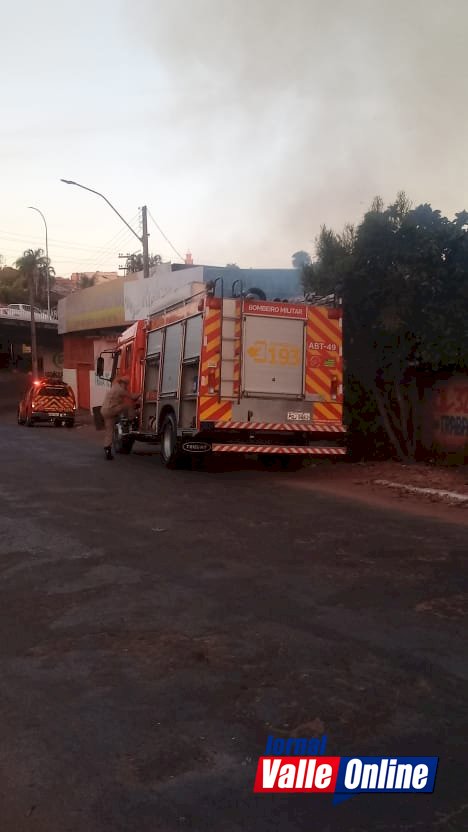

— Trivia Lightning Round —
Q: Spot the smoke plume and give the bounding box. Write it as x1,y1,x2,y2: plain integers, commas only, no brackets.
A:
126,0,468,265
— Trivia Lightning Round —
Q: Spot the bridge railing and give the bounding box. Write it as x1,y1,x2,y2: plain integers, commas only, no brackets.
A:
0,307,58,324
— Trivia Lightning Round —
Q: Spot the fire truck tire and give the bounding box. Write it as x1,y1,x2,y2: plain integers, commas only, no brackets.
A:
26,412,34,427
160,413,181,468
17,408,25,425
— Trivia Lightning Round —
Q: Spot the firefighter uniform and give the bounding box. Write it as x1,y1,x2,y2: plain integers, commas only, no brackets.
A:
101,378,138,457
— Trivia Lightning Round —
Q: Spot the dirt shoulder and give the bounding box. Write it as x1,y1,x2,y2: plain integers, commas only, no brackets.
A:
286,459,468,526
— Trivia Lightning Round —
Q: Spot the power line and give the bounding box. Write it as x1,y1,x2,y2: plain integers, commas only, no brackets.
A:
0,226,134,254
0,211,141,259
72,222,140,268
147,208,184,262
59,212,142,268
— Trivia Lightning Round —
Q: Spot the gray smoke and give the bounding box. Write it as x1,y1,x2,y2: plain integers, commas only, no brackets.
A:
126,0,468,264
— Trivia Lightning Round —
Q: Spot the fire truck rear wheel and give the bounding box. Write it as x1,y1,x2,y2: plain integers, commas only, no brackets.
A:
160,413,181,468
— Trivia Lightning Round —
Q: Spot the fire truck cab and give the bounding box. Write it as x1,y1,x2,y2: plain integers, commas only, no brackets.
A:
97,279,346,466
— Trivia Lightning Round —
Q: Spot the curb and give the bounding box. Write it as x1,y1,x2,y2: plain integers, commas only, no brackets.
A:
374,479,468,505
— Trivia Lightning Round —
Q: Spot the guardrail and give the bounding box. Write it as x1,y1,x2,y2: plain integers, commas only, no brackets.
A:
0,307,58,324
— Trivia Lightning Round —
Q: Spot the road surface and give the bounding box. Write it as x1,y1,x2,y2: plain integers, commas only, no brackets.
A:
0,410,467,831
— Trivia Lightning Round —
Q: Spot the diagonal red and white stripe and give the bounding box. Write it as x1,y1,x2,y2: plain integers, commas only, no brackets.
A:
212,444,346,455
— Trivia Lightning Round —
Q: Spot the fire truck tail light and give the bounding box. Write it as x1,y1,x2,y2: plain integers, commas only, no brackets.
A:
331,376,338,400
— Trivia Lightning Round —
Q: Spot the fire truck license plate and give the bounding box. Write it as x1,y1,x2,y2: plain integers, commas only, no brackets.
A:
287,411,311,422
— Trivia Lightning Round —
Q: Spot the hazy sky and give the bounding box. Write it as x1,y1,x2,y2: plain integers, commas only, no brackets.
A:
1,0,467,277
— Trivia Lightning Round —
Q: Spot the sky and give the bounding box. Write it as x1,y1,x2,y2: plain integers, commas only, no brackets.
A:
1,0,467,278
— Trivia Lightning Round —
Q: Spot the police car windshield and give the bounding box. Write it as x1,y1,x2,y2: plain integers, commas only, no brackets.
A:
40,387,68,396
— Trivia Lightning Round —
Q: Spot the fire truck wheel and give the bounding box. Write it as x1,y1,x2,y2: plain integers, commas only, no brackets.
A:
17,408,25,425
160,413,180,468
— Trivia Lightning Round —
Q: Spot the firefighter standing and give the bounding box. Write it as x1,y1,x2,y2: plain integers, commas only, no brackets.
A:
101,376,139,460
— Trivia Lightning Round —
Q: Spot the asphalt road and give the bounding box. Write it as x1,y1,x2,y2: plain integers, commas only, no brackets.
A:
0,412,467,831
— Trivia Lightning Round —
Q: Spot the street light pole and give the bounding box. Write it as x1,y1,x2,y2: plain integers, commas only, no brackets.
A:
28,206,50,315
60,180,150,278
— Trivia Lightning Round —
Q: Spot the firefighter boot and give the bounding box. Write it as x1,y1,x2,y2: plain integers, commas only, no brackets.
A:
104,446,114,461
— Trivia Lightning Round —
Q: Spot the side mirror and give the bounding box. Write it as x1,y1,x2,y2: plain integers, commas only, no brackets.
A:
96,356,104,377
111,351,120,382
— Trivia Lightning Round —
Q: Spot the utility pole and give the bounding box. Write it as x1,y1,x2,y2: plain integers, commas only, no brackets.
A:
141,206,150,279
61,180,152,278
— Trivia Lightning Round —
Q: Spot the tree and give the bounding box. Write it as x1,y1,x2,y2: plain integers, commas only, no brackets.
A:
0,266,28,304
303,194,468,461
292,250,311,269
1,254,54,309
125,252,163,274
15,249,49,379
36,262,55,309
302,226,355,297
76,274,97,290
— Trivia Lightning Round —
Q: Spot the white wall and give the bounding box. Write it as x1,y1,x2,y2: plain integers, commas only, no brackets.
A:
90,371,111,411
63,368,77,400
124,266,204,321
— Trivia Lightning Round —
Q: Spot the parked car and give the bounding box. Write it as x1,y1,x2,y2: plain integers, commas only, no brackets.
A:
17,378,76,427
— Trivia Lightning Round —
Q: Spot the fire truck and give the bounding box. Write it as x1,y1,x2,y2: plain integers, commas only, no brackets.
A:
96,279,346,466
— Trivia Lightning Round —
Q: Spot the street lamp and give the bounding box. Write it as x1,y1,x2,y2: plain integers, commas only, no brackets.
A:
60,179,150,279
28,206,50,315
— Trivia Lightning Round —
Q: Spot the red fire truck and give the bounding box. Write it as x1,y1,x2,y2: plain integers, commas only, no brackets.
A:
97,281,346,466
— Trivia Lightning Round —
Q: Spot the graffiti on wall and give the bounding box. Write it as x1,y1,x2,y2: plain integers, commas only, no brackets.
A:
432,376,468,451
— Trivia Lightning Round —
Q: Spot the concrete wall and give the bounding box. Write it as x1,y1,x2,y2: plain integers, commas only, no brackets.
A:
58,278,129,334
63,368,77,401
90,371,111,410
41,345,63,374
421,373,468,459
